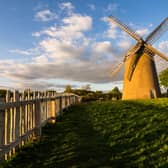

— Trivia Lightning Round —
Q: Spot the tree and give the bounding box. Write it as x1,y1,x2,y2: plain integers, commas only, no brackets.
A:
159,68,168,95
81,84,91,91
0,89,7,98
109,87,122,100
159,68,168,88
64,85,72,93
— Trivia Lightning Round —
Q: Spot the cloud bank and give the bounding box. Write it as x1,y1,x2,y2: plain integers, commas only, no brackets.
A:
3,2,168,90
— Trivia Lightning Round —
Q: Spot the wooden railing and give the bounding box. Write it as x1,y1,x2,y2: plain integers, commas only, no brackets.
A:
0,90,80,160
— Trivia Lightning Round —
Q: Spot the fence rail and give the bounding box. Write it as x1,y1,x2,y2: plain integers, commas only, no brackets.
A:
0,90,80,160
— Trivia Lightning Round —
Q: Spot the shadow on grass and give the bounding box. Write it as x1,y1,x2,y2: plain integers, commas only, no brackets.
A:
1,99,168,167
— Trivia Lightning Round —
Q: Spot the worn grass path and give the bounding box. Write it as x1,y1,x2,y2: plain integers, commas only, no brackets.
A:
1,98,168,167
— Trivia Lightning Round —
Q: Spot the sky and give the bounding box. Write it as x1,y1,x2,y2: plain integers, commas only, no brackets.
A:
0,0,168,92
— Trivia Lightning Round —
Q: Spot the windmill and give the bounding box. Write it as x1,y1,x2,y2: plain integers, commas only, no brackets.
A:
108,16,168,99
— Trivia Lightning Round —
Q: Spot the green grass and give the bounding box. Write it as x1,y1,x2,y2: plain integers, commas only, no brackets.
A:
1,98,168,168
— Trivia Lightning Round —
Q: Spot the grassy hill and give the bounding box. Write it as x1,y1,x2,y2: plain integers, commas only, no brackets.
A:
1,98,168,167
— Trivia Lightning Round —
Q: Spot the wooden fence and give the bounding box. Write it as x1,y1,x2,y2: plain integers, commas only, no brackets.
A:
0,90,80,160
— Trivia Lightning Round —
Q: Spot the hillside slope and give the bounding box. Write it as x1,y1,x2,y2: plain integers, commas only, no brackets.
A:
2,98,168,167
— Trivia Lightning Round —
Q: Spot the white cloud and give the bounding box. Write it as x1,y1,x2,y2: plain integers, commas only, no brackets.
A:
117,40,132,50
88,4,96,10
155,56,168,73
93,41,113,54
101,17,119,39
136,28,149,37
107,3,119,12
39,38,84,62
5,2,168,91
91,41,122,63
155,41,168,72
9,49,32,56
35,9,57,22
1,61,122,84
158,41,168,53
15,80,77,91
33,13,92,44
149,23,153,27
33,2,49,11
32,32,41,37
62,14,92,32
106,26,117,39
9,48,40,56
59,2,74,12
5,7,125,90
32,55,49,64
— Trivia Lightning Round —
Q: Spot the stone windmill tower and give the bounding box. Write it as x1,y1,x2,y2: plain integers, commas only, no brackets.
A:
108,16,168,99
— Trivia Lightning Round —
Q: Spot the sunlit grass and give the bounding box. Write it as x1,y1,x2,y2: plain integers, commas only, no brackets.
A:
1,98,168,167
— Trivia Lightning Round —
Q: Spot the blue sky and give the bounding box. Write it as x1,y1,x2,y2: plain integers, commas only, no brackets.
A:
0,0,168,91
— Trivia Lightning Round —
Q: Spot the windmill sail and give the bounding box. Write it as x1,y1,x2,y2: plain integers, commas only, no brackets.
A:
108,16,143,42
145,17,168,44
145,44,168,61
111,62,124,78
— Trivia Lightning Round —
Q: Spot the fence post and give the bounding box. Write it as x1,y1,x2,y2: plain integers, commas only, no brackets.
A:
59,97,63,116
32,91,36,136
49,100,56,124
0,105,5,160
13,90,20,151
34,92,41,138
20,92,25,146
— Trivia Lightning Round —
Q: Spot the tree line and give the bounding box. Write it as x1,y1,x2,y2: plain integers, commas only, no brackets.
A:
64,84,122,102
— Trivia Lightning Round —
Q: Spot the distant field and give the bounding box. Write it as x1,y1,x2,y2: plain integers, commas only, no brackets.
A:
1,98,168,167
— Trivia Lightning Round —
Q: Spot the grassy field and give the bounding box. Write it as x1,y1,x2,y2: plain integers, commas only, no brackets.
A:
1,98,168,167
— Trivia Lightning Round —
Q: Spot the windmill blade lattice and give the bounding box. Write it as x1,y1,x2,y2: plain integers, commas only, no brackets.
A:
111,62,124,78
145,17,168,44
145,44,168,61
108,16,143,43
